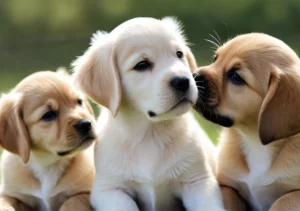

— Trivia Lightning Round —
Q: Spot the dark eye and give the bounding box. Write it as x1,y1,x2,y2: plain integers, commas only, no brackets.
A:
42,110,58,122
77,99,83,105
133,60,151,71
176,51,183,59
228,68,246,85
213,55,218,62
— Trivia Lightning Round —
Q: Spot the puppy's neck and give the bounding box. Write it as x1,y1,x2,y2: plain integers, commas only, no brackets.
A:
28,149,72,173
102,106,186,145
235,122,261,145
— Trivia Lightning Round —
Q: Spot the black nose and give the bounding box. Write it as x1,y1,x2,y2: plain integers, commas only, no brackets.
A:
73,120,91,136
170,76,190,92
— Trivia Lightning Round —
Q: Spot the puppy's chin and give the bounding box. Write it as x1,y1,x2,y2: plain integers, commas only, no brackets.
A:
194,102,234,127
147,100,192,121
57,136,95,157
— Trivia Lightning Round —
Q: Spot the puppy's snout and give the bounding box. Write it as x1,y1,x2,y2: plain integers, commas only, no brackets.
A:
170,76,190,92
73,120,92,136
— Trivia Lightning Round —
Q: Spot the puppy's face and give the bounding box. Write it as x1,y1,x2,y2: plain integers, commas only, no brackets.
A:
194,33,300,144
0,71,96,162
73,17,198,121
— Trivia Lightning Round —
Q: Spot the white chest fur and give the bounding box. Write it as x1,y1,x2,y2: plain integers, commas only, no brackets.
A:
239,136,275,211
94,112,209,210
29,156,70,210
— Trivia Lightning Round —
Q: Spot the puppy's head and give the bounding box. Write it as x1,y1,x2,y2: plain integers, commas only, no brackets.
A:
73,17,197,121
194,33,300,144
0,70,96,163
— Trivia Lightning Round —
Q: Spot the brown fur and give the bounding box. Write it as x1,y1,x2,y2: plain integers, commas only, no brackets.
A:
0,70,96,211
195,33,300,210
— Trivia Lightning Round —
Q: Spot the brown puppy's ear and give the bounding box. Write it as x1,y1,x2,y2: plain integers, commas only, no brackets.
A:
186,48,197,71
0,94,30,163
72,31,121,117
259,67,300,145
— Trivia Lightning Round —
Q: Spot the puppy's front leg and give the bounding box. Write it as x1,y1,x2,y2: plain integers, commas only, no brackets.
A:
269,190,300,211
59,193,92,211
91,189,139,211
180,170,225,211
0,196,31,211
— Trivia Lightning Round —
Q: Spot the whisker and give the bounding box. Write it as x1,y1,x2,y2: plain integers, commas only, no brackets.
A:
213,30,222,45
205,39,219,48
209,33,221,46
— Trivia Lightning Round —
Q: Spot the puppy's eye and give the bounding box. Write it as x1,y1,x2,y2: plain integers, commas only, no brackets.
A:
133,60,151,71
77,99,83,105
42,110,58,122
227,68,246,85
176,51,183,59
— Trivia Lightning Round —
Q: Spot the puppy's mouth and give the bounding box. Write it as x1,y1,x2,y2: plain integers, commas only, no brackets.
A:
57,135,95,156
147,98,192,118
193,72,234,127
196,105,233,127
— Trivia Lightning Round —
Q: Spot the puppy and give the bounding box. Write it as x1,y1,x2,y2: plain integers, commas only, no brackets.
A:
73,17,224,211
194,33,300,211
0,70,96,211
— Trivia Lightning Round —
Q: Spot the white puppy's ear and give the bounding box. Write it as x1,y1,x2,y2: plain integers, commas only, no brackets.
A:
0,93,30,163
72,31,121,117
186,48,197,71
259,67,300,145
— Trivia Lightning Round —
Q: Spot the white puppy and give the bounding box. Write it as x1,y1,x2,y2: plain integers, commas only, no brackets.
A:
73,17,224,211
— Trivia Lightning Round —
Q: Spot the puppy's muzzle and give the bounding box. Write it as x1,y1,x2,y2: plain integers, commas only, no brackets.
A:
193,72,233,127
170,76,190,93
73,120,92,136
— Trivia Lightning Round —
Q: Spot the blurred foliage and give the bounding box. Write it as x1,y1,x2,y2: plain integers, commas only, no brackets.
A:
0,0,299,143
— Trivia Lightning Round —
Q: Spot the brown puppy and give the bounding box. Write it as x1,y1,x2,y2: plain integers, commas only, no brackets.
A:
0,70,96,211
194,33,300,211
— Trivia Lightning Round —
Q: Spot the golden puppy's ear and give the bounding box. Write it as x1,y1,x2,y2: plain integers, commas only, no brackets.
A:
72,31,121,117
186,48,197,71
0,94,30,163
259,67,300,145
84,99,95,116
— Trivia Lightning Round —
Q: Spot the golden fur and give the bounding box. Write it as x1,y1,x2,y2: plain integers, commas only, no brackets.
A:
0,70,96,211
194,33,300,211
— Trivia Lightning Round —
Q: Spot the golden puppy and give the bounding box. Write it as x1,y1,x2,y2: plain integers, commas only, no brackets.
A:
73,17,224,211
0,70,96,211
194,33,300,211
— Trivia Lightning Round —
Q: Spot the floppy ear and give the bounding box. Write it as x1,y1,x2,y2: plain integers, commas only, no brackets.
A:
0,94,30,163
186,48,197,71
258,67,300,145
84,99,95,116
72,31,121,117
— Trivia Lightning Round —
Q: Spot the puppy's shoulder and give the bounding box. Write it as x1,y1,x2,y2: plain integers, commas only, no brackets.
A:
1,151,40,190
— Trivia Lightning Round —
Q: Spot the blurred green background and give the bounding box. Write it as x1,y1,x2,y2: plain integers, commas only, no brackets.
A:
0,0,300,145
